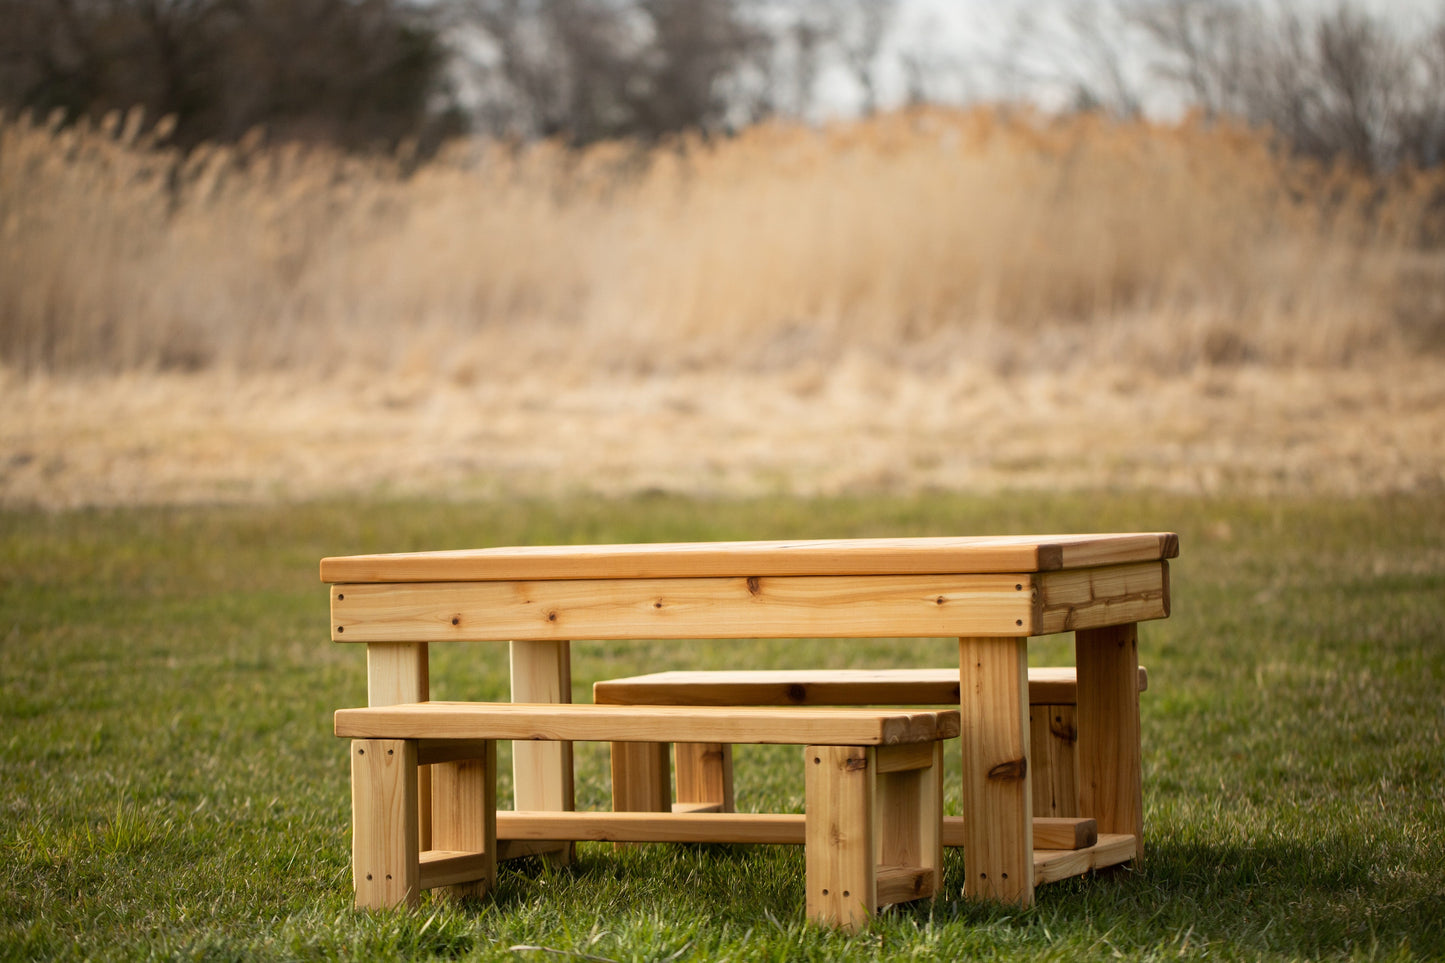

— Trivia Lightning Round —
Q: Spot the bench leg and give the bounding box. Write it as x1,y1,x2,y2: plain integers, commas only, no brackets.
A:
1075,623,1144,856
959,635,1034,905
366,642,431,851
805,745,877,932
431,743,498,899
351,739,420,910
876,741,944,904
675,742,734,813
1030,704,1079,819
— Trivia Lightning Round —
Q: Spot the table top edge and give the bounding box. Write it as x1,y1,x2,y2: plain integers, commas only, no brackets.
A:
320,532,1179,584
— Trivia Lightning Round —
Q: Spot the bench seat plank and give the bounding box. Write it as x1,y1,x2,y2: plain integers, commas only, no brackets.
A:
594,666,1149,707
335,702,960,746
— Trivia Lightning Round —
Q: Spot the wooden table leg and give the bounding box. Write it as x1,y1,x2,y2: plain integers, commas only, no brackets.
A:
1075,623,1144,856
367,642,431,851
958,635,1034,905
509,640,575,864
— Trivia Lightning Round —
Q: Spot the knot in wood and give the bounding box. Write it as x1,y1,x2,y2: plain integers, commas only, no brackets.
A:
987,757,1027,781
746,576,762,596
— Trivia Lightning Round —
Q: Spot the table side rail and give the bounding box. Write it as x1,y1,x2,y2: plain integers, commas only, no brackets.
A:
330,563,1169,643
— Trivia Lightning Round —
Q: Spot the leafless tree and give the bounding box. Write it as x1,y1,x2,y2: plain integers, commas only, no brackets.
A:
826,0,896,117
453,0,770,142
0,0,451,149
1125,0,1445,172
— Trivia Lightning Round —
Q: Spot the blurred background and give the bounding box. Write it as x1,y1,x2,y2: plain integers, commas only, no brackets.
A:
2,0,1443,506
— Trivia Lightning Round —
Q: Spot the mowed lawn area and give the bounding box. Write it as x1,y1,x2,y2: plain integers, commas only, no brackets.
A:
1,493,1441,961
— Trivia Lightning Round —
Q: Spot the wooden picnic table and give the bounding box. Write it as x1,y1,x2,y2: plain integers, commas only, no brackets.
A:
322,532,1177,905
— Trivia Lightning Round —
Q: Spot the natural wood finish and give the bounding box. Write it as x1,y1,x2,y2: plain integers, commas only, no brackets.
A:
875,741,939,774
671,801,721,814
366,642,430,707
493,812,1095,849
877,742,943,897
351,739,419,909
1034,833,1138,885
1029,704,1079,818
321,533,1179,583
958,636,1034,905
941,816,1095,850
805,745,876,932
331,531,1176,914
337,702,962,747
1037,562,1170,634
600,665,1147,826
1030,816,1097,850
509,640,574,865
610,741,671,813
365,642,432,851
497,810,808,844
875,866,936,907
418,850,494,889
1076,623,1144,854
331,574,1037,643
595,666,1147,708
430,744,496,898
417,740,493,766
674,743,733,812
494,839,567,861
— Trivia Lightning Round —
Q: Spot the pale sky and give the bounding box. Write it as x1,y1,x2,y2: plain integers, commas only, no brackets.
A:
808,0,1445,120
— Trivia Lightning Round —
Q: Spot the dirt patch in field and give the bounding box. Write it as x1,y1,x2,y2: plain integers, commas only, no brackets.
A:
3,358,1442,509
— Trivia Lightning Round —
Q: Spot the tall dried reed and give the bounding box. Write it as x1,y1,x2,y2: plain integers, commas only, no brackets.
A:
3,106,1442,376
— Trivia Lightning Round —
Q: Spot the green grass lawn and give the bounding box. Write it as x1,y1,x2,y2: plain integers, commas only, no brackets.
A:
2,492,1442,961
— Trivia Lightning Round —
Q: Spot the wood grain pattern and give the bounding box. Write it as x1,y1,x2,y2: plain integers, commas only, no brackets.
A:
491,809,1086,850
429,745,496,898
350,739,419,909
958,636,1035,905
1076,623,1144,853
1036,562,1170,634
331,574,1037,642
674,742,733,812
610,741,671,813
1029,704,1079,818
805,745,876,932
418,851,494,889
593,666,1149,708
492,812,1096,850
1033,833,1138,885
508,640,574,864
875,866,937,907
365,642,431,851
336,702,961,747
321,533,1178,584
1030,816,1096,850
876,742,943,899
497,810,807,844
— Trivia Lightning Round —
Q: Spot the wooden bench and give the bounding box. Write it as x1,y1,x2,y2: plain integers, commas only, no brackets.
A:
323,532,1177,907
335,702,959,931
596,665,1149,827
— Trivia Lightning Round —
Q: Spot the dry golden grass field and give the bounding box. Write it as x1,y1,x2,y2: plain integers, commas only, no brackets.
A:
3,107,1443,507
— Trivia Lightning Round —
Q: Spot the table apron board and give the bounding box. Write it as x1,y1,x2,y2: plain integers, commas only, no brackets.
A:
329,561,1169,643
